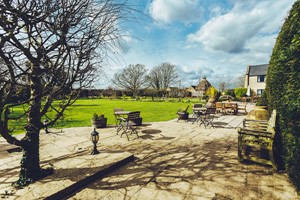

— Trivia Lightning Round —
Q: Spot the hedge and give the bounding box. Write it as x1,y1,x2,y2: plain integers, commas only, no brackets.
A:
266,0,300,191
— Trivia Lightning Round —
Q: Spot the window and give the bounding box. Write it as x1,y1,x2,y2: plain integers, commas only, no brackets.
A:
257,89,264,97
257,75,266,82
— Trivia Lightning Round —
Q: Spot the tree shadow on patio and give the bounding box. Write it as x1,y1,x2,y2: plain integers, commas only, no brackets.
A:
140,129,175,141
77,137,290,199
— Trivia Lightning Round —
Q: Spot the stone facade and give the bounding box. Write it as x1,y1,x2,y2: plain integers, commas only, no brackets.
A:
187,77,211,97
244,64,268,96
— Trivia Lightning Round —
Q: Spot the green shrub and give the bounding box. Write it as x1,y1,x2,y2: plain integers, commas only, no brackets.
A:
256,91,268,106
206,86,218,98
234,88,247,99
224,89,235,97
266,0,300,191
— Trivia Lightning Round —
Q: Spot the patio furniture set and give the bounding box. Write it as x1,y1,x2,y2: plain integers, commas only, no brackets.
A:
114,108,142,141
177,102,248,128
112,104,277,170
176,103,278,169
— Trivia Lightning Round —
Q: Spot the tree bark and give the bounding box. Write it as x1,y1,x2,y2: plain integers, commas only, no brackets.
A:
18,131,41,186
17,63,43,186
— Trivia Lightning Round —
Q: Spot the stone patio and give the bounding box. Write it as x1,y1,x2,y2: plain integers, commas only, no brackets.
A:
0,106,299,199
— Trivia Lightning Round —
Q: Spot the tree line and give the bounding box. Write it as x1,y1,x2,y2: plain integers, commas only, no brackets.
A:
112,62,179,97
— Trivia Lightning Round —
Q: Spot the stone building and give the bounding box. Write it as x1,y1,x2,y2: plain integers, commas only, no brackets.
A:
244,64,268,96
187,77,212,97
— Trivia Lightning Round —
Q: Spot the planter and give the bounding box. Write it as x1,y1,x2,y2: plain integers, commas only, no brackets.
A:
246,106,269,120
177,112,189,121
91,118,107,128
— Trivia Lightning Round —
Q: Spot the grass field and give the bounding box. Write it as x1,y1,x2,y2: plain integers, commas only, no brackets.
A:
60,98,196,127
9,98,205,133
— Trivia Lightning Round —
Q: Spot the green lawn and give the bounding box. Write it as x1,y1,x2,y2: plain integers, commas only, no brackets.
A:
61,98,194,127
8,98,205,133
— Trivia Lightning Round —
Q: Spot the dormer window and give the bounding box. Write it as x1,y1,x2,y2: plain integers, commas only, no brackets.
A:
257,75,266,83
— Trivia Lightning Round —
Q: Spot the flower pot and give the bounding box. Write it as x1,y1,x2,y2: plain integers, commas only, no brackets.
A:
91,118,107,128
177,112,189,121
246,106,269,120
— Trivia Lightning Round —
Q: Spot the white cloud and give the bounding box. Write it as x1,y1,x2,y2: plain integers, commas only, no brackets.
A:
176,65,216,87
187,0,293,53
94,0,296,89
149,0,203,24
209,5,227,18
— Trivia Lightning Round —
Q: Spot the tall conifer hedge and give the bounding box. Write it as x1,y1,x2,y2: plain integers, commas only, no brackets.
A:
266,0,300,190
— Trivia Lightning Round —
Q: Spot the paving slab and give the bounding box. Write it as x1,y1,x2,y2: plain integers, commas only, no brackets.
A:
0,127,134,200
15,152,133,200
0,149,133,200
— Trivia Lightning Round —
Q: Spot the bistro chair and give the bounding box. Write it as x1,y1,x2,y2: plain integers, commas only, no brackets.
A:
117,111,140,141
192,103,203,118
114,108,124,127
199,107,216,128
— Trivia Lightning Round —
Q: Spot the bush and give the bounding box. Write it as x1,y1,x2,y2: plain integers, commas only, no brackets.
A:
234,88,247,99
266,0,300,191
256,91,268,106
206,86,218,98
224,89,236,97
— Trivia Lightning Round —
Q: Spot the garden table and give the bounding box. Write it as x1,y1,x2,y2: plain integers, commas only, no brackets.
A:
114,110,131,128
192,107,207,124
114,111,131,116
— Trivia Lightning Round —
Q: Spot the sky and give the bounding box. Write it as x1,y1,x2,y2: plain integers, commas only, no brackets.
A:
96,0,295,89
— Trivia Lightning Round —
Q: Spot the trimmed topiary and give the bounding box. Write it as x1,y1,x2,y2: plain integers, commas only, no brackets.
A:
266,0,300,191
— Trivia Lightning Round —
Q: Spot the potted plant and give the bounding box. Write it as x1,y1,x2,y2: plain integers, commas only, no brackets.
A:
176,106,189,121
91,113,107,128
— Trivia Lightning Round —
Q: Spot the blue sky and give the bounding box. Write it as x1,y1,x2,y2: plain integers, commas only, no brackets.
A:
96,0,295,89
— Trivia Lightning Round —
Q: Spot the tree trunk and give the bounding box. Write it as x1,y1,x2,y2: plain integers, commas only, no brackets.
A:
18,131,41,186
17,63,43,186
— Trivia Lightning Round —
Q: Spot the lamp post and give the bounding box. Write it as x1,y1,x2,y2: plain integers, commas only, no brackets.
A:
43,119,49,134
90,128,99,155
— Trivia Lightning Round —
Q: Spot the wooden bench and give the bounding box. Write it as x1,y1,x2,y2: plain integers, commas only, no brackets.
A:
237,110,277,169
215,102,224,114
237,102,247,114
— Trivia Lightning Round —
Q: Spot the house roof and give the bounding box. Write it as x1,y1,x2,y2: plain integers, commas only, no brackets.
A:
166,87,179,92
195,77,211,91
246,64,268,76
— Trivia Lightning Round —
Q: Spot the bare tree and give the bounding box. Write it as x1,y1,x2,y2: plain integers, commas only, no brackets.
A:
0,0,133,186
218,81,227,93
159,62,178,88
234,74,246,88
147,62,178,94
112,64,148,97
147,67,161,90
